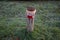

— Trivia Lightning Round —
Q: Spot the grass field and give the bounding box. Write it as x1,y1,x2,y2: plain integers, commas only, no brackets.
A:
0,1,60,40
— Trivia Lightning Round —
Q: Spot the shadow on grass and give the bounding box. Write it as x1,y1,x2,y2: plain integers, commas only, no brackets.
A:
14,28,35,40
0,27,45,40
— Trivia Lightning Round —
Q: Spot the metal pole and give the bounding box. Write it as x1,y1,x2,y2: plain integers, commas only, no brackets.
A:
26,7,36,32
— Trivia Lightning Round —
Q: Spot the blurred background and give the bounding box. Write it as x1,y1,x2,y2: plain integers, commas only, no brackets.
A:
0,1,60,40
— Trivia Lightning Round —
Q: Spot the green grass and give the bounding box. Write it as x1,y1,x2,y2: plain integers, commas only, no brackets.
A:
0,1,60,40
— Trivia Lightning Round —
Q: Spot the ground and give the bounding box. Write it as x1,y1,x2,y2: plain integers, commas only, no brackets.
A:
0,1,60,40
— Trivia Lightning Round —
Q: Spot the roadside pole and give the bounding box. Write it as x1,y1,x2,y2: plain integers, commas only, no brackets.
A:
26,6,36,32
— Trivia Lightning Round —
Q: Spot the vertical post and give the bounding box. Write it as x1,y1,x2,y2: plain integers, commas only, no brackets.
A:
26,6,36,32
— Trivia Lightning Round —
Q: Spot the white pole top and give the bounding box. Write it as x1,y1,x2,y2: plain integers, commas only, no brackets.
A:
26,6,36,16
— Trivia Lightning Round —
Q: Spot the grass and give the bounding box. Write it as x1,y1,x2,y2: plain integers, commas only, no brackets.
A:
0,1,60,40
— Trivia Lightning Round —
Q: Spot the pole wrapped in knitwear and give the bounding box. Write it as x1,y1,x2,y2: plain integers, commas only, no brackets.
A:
26,6,36,32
